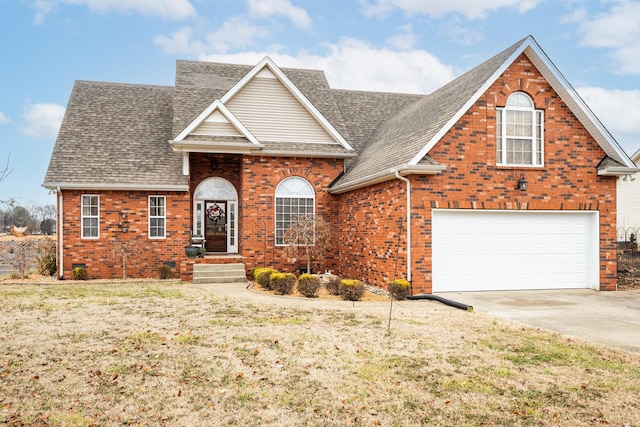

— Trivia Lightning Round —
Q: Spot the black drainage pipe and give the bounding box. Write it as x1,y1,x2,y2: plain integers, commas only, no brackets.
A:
407,294,473,312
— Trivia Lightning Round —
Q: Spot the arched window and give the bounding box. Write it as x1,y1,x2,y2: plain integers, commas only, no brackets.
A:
275,177,315,245
496,92,544,166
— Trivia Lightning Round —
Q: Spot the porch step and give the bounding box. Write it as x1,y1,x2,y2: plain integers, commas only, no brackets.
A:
192,263,248,284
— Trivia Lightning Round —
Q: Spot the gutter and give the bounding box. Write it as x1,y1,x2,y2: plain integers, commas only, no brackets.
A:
330,163,445,194
43,183,189,192
597,166,640,176
394,171,411,282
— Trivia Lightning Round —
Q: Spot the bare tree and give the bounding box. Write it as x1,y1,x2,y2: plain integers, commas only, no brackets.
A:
111,238,158,279
281,215,334,274
0,154,15,208
0,238,49,278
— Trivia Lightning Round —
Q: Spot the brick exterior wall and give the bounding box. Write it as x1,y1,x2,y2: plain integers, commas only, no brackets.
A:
59,155,344,281
338,54,617,293
58,190,191,280
237,156,342,275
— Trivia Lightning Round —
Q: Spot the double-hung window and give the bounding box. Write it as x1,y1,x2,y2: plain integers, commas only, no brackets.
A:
81,194,99,239
497,92,543,166
149,196,166,239
275,177,315,246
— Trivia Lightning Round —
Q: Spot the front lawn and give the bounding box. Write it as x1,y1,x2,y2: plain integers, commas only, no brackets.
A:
1,281,639,425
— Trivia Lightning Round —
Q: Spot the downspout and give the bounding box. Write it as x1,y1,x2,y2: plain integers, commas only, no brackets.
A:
57,187,63,279
394,172,411,282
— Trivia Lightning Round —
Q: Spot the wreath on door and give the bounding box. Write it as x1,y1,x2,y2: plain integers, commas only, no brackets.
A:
206,203,226,222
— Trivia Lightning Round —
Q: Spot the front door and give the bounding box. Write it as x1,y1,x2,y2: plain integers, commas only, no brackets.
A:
205,201,227,252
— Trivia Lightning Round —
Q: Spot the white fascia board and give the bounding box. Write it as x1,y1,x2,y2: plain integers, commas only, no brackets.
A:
598,167,640,176
330,164,445,194
252,149,357,159
408,38,531,167
42,183,189,191
170,139,264,154
220,56,354,152
174,100,260,145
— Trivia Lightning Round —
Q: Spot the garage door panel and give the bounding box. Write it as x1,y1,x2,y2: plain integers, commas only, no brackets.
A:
432,210,599,292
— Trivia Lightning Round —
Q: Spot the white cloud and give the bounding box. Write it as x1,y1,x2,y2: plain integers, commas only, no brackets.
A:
20,103,66,139
0,112,9,125
385,24,417,50
200,37,455,94
155,17,269,55
577,2,640,75
577,86,640,155
361,0,545,19
248,0,312,30
32,0,196,23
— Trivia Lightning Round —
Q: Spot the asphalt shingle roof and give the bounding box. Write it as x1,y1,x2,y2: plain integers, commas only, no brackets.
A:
330,37,527,189
46,36,633,192
44,81,186,189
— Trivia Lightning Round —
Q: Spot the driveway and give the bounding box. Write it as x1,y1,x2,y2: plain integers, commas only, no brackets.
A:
440,289,640,354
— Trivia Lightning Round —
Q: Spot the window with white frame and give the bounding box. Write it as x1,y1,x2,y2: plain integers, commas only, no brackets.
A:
81,194,99,239
496,92,543,166
149,196,166,238
275,177,315,246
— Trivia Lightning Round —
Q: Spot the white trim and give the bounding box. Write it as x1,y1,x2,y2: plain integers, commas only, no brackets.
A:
496,93,544,167
408,36,635,169
274,176,315,246
43,183,189,191
330,164,446,194
173,100,260,145
251,149,356,159
148,195,166,239
220,56,353,152
170,140,264,154
395,172,411,282
81,194,100,240
182,152,189,175
58,188,64,279
193,178,239,254
598,166,640,176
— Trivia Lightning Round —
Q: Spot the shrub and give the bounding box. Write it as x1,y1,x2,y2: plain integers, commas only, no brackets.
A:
254,267,278,289
159,265,173,280
339,279,364,301
324,275,342,295
388,279,411,300
36,239,57,276
72,267,89,280
270,272,296,295
297,273,321,298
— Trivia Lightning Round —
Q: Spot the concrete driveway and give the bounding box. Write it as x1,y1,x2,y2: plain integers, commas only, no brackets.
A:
440,289,640,354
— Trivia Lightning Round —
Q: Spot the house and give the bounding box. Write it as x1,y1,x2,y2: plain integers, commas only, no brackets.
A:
43,35,638,293
617,148,640,245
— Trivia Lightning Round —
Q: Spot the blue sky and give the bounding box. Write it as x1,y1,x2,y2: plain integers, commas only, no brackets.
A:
2,0,640,207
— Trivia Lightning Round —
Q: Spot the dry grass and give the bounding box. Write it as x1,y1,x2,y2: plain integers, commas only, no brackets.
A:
1,280,640,426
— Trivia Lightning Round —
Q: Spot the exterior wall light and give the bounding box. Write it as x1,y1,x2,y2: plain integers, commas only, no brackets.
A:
517,173,528,191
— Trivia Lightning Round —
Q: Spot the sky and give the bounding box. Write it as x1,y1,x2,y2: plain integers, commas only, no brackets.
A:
2,0,640,207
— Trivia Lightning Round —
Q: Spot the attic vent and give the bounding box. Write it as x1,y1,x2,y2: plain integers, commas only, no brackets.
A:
255,68,276,79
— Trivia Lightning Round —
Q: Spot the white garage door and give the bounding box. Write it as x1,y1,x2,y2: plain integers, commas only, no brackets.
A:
432,210,599,292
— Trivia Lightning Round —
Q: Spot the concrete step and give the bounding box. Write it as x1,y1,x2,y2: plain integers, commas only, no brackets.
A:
192,263,247,284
